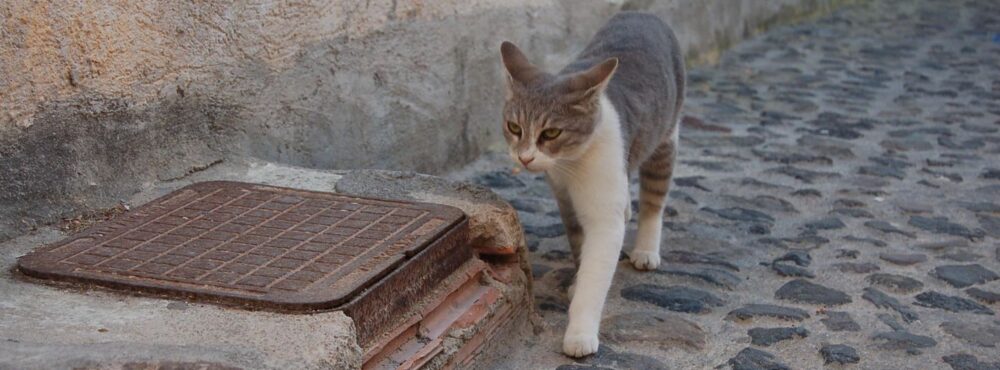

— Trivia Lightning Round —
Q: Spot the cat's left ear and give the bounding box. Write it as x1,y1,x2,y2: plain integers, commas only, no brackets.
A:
500,41,542,99
561,57,618,113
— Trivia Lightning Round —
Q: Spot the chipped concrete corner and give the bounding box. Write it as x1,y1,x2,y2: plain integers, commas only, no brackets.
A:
0,0,854,242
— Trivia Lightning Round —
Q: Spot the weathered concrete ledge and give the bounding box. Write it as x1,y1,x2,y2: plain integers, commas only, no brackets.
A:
0,162,531,370
0,0,857,242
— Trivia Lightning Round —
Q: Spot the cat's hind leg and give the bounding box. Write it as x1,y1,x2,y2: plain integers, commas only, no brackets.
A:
630,129,677,270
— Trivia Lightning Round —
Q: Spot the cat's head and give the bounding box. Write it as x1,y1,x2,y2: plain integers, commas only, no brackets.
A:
499,41,617,172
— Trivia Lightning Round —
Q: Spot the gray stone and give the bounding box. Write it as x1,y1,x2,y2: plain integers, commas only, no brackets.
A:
685,135,765,148
523,223,565,238
771,263,815,278
531,264,553,279
881,137,934,151
914,239,971,253
844,235,888,247
940,321,1000,348
863,287,919,323
774,251,811,267
859,165,905,179
536,295,568,312
656,266,741,290
739,178,793,191
894,201,934,214
775,279,851,305
603,311,706,350
820,344,860,365
549,268,576,290
556,365,614,370
719,195,799,214
675,176,712,192
821,311,861,332
978,215,1000,237
864,220,916,238
921,167,966,182
791,189,822,197
473,171,525,188
941,251,984,262
728,348,790,370
727,304,810,322
620,284,723,314
747,327,808,346
804,217,845,231
966,288,1000,305
662,250,739,271
509,198,548,214
833,262,880,273
540,250,571,261
796,135,855,158
831,208,875,218
834,199,866,208
943,353,1000,370
682,160,742,172
877,313,906,332
836,249,860,259
872,331,937,353
752,149,832,165
879,253,927,266
915,291,994,315
766,166,841,184
909,216,985,240
957,202,1000,214
703,207,775,223
765,234,830,250
867,273,924,294
933,264,1000,288
586,345,669,370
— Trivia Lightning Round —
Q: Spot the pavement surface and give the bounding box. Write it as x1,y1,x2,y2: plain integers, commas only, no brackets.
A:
450,0,1000,368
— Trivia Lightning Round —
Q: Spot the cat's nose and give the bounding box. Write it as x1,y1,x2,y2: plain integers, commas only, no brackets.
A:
518,155,534,165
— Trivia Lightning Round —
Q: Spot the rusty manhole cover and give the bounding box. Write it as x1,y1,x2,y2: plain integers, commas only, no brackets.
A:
18,181,469,316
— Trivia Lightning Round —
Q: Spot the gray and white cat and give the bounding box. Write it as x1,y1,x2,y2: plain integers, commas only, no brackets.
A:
499,12,685,357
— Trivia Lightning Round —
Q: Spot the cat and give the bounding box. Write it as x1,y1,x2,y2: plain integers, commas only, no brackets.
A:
499,11,685,357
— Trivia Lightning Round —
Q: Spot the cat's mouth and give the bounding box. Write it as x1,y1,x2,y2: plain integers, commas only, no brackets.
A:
521,163,546,173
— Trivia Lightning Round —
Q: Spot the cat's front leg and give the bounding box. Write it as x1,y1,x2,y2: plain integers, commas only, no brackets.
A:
562,173,628,357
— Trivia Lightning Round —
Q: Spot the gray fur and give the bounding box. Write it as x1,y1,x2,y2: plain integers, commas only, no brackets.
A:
562,11,686,171
501,12,685,265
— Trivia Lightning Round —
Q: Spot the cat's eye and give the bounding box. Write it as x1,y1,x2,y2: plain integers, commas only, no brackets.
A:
507,121,522,136
540,128,562,140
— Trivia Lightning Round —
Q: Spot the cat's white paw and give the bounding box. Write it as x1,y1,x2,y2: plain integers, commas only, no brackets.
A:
567,282,576,300
629,250,661,270
563,333,600,358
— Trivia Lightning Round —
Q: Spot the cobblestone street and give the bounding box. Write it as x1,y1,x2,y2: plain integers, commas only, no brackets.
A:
450,0,1000,368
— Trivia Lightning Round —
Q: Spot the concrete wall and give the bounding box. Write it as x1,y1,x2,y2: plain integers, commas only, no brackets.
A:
0,0,849,241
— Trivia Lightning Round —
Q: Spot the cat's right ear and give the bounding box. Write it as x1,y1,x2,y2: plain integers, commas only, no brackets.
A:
500,41,540,98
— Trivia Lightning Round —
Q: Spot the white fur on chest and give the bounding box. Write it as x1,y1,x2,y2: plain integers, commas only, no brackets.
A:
547,94,631,356
548,94,628,201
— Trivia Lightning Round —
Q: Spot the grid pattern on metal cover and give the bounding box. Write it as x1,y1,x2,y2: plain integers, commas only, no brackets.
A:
21,182,461,301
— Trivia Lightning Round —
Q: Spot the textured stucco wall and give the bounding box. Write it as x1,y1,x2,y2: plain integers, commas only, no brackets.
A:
0,0,850,241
